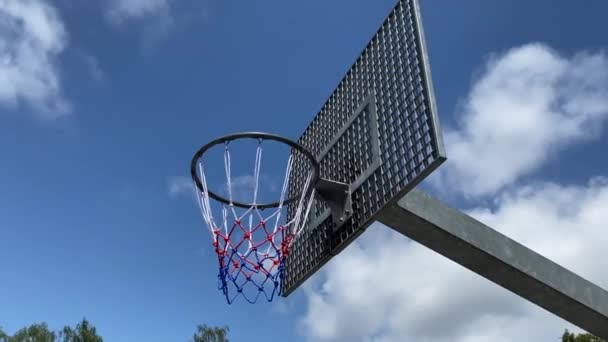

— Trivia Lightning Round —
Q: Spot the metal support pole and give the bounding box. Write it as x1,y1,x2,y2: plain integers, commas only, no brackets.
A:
377,189,608,339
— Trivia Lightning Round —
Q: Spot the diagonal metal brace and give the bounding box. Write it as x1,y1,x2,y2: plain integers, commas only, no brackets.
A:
315,178,352,231
377,189,608,340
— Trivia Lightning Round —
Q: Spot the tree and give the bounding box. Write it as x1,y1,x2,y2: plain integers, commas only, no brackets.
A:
192,324,229,342
10,323,56,342
0,327,8,342
0,319,103,342
58,318,103,342
562,329,606,342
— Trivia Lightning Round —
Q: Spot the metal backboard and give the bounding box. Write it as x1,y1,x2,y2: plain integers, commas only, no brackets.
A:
283,0,446,296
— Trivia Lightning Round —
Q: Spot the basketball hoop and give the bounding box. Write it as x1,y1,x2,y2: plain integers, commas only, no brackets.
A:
190,132,320,304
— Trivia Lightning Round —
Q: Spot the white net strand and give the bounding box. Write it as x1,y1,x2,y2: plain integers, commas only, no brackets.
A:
193,141,316,255
194,189,213,239
289,171,315,239
223,143,239,220
250,141,264,253
221,206,229,240
273,154,293,232
296,176,315,238
252,141,263,205
223,144,232,203
195,164,216,239
247,214,253,251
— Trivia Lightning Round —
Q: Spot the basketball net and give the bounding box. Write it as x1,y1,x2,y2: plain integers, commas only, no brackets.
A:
193,141,315,303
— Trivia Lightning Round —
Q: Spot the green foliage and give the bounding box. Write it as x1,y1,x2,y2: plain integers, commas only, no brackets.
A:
562,329,606,342
10,323,56,342
0,319,102,342
192,324,229,342
1,319,228,342
0,327,9,342
58,318,103,342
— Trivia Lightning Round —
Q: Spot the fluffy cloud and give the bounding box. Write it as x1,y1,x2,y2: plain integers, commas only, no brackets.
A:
178,169,280,202
0,0,70,118
299,44,608,341
106,0,171,24
105,0,174,48
168,175,193,198
300,179,608,341
434,43,608,197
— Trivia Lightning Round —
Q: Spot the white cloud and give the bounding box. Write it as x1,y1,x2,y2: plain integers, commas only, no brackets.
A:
469,177,608,279
106,0,172,25
169,174,257,201
228,174,283,205
299,44,608,341
300,179,608,342
168,175,192,198
228,174,256,199
433,43,608,197
0,0,70,118
174,171,280,202
105,0,174,48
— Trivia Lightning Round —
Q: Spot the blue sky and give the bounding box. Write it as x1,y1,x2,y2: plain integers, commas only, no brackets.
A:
1,0,608,341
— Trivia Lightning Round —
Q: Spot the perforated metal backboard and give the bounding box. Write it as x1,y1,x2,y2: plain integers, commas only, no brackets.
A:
282,0,446,296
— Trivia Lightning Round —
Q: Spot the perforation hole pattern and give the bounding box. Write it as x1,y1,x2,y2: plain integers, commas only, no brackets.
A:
283,0,445,295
